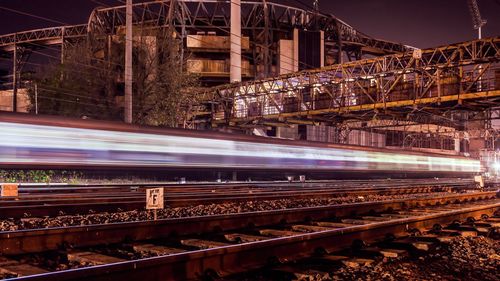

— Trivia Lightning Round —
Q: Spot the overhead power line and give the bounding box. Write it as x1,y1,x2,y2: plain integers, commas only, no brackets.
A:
0,5,67,25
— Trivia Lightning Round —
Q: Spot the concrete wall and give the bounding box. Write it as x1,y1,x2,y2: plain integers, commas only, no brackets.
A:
278,29,299,75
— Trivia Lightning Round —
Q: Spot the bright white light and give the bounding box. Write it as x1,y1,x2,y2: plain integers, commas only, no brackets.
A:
0,121,482,172
492,162,500,171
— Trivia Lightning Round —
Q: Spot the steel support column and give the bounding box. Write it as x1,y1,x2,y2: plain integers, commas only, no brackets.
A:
12,42,17,112
124,0,133,123
230,0,242,83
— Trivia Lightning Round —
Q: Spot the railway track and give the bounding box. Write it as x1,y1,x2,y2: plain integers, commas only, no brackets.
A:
0,178,481,219
0,191,497,280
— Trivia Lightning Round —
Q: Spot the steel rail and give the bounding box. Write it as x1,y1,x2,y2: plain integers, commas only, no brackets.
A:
0,185,467,219
0,191,496,255
4,193,498,280
13,178,475,189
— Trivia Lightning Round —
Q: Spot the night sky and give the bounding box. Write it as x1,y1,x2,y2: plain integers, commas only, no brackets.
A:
0,0,499,48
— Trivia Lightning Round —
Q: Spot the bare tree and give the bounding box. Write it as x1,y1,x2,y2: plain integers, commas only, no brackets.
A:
132,28,200,127
28,40,121,120
28,28,199,127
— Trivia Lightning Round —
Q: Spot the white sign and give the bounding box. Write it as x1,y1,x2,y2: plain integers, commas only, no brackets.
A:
146,188,164,210
474,175,484,188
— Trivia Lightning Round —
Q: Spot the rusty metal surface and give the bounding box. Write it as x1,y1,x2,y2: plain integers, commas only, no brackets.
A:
0,191,496,256
9,196,499,281
0,179,470,219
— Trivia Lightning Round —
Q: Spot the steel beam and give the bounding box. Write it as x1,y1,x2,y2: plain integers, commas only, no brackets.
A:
201,38,499,126
230,0,241,83
12,42,17,112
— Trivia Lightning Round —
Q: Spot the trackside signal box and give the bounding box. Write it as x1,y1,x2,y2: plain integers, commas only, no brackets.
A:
1,183,19,197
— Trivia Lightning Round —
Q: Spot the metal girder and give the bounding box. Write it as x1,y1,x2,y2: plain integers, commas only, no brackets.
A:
0,25,87,51
201,38,499,127
0,1,408,56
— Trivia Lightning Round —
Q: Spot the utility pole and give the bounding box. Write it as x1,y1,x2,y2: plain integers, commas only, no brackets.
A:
230,0,241,83
12,44,17,112
34,83,38,114
124,0,133,123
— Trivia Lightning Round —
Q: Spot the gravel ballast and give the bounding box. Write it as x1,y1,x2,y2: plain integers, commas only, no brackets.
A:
0,192,457,231
330,236,500,281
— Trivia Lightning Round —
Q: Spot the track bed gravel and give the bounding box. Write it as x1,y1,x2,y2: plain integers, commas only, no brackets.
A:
0,192,454,231
329,236,500,281
228,236,500,281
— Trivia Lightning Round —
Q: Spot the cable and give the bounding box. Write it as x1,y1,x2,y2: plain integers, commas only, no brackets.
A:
115,0,321,71
1,0,311,78
1,0,325,112
0,58,122,108
89,0,110,7
36,87,109,108
0,5,67,25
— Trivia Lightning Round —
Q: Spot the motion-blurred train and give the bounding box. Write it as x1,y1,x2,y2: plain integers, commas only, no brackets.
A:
0,113,481,176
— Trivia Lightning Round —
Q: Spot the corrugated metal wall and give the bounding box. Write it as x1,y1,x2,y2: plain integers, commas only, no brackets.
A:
306,125,386,148
347,130,386,148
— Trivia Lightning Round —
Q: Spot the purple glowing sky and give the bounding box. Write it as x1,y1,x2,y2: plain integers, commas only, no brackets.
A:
0,0,499,48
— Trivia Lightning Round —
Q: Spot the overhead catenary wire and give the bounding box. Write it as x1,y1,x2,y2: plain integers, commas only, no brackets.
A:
1,55,186,114
0,5,67,26
1,0,323,80
0,0,348,114
114,0,322,71
1,4,254,75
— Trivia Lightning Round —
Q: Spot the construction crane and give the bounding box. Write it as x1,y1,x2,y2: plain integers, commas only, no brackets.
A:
467,0,487,39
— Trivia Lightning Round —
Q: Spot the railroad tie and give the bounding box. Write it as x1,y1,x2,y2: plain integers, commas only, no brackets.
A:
416,234,455,243
378,248,408,258
313,221,356,228
0,257,17,267
0,258,48,277
388,238,436,251
379,213,413,218
356,247,408,258
272,266,330,279
180,239,230,249
425,207,461,212
360,216,393,221
67,251,125,265
407,209,436,213
291,224,335,232
341,218,374,225
485,217,500,223
259,229,302,237
485,217,500,227
439,229,478,237
396,211,430,216
131,244,186,255
224,233,267,243
341,258,375,268
467,222,496,234
411,241,435,251
310,255,349,263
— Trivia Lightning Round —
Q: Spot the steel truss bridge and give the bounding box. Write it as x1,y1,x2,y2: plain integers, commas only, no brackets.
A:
0,0,409,87
193,37,500,140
